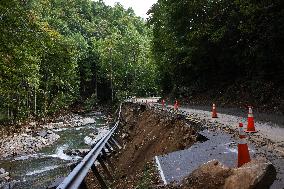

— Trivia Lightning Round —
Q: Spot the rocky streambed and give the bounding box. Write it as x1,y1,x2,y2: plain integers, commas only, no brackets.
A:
0,111,111,189
0,131,60,158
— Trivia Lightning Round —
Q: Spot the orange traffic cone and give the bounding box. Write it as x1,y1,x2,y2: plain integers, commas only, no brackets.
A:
176,100,179,109
174,100,179,110
161,99,165,109
237,123,251,167
246,106,256,133
212,104,218,118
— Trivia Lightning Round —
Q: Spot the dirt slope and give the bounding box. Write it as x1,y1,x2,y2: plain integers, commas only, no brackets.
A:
111,103,198,188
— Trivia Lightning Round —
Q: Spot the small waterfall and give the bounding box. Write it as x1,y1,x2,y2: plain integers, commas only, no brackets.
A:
47,144,80,161
26,165,60,176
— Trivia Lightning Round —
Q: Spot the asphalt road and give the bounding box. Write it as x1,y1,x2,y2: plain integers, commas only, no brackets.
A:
142,100,284,189
156,130,246,184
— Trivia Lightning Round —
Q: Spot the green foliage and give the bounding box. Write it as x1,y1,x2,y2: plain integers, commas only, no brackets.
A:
135,163,155,189
0,0,159,122
148,0,284,95
84,93,98,112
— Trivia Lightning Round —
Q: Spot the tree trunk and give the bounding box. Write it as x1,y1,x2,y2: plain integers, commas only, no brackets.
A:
95,69,98,101
34,87,37,117
110,48,114,102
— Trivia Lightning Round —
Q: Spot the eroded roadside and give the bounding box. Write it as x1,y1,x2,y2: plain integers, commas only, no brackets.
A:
111,103,200,188
89,102,282,189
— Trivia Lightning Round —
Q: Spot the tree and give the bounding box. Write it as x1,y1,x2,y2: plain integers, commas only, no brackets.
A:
148,0,284,96
0,0,159,122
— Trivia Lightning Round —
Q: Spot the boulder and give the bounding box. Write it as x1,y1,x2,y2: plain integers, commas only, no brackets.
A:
29,122,36,127
84,136,94,145
47,177,65,189
47,130,53,134
179,160,232,188
1,180,19,189
176,158,276,189
37,130,47,138
224,158,276,189
21,133,30,137
0,172,9,179
55,118,64,123
0,168,5,174
25,128,32,133
64,149,89,157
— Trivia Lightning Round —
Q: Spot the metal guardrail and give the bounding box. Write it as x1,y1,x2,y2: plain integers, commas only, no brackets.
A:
56,101,198,189
56,104,122,189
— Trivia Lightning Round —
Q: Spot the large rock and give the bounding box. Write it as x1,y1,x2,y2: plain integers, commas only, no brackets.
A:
37,130,47,138
224,158,276,189
0,168,5,174
1,180,19,189
64,149,90,157
179,160,232,189
55,117,64,123
0,169,9,179
47,177,65,189
29,122,37,127
175,158,276,189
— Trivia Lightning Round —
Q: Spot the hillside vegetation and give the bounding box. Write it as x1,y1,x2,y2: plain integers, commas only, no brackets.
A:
148,0,284,110
0,0,158,122
1,0,284,122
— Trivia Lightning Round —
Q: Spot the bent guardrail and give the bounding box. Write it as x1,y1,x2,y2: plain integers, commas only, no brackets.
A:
56,104,122,189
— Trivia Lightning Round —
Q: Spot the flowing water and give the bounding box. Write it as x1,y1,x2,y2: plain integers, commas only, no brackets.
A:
0,113,108,189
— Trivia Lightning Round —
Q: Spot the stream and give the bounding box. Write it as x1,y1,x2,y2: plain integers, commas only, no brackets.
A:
0,112,108,189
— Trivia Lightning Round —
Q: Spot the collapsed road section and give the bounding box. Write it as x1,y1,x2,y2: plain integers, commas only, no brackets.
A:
104,102,282,189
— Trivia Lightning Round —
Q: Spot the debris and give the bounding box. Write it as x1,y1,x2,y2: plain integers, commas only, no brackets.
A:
224,158,276,189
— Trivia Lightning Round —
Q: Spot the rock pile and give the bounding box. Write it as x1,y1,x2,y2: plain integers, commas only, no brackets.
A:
42,114,96,130
0,113,98,159
0,130,60,158
84,126,109,146
64,149,90,157
0,168,12,188
0,168,9,179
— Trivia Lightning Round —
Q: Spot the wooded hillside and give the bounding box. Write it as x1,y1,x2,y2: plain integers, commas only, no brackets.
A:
148,0,284,109
0,0,158,122
1,0,284,122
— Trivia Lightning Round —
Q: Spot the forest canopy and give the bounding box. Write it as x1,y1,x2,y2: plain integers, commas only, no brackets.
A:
1,0,284,122
0,0,159,121
148,0,284,97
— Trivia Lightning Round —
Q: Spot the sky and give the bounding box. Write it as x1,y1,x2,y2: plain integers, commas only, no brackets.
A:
101,0,157,18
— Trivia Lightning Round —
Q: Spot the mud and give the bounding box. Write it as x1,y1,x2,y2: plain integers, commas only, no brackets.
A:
111,103,199,188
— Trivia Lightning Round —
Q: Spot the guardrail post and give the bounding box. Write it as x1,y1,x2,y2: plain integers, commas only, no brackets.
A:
79,180,88,189
97,157,113,180
107,140,119,151
105,143,113,153
112,132,123,146
55,104,123,189
91,165,108,189
109,137,122,149
101,149,115,170
101,148,109,157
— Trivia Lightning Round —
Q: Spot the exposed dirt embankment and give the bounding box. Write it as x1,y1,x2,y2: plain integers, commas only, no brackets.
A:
83,102,277,188
111,103,199,188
